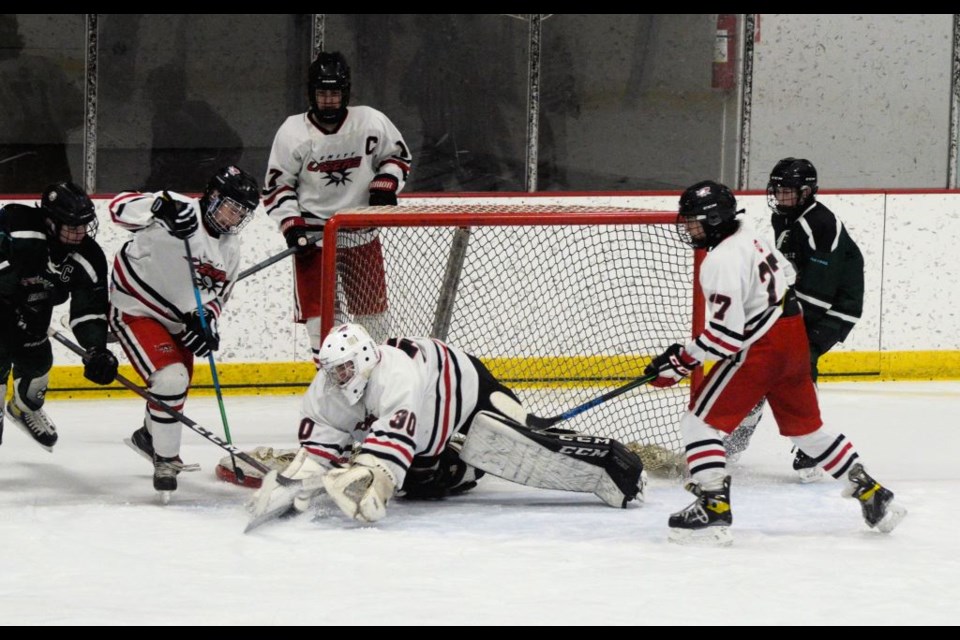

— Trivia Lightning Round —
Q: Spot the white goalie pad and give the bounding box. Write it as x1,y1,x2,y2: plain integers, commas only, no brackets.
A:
460,411,646,508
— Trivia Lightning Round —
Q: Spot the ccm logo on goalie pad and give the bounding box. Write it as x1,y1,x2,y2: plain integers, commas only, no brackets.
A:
559,435,611,459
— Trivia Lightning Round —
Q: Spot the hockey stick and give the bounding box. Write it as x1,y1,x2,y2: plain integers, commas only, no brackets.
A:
183,238,242,480
236,231,323,282
525,373,658,429
47,328,271,475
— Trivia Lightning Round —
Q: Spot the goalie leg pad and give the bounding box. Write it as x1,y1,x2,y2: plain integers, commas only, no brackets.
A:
460,411,646,508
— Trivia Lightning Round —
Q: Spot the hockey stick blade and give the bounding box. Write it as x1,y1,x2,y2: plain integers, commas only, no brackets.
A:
525,373,658,429
48,328,271,477
123,437,201,472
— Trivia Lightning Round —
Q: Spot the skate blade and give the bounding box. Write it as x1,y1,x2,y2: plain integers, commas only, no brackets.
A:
158,490,173,505
875,502,908,534
123,438,201,472
797,467,823,483
12,422,55,453
668,525,733,547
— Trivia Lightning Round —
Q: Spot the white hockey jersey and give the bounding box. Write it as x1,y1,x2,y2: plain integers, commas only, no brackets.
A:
108,191,241,334
299,337,480,486
262,106,412,230
685,220,797,363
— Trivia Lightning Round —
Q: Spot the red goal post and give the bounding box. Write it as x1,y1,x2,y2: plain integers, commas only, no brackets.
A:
320,203,704,457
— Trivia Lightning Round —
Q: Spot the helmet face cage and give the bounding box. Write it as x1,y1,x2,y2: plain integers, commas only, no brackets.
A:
767,158,818,216
308,52,351,122
677,180,741,249
41,182,98,244
318,323,378,405
202,166,259,235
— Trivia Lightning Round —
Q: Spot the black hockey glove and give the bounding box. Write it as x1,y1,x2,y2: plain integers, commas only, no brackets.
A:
280,216,318,252
644,343,699,388
151,191,198,239
807,320,848,357
181,308,220,357
82,345,119,385
368,174,399,206
13,302,50,343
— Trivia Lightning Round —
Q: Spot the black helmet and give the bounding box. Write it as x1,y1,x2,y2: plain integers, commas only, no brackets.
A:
677,180,742,249
40,181,98,244
308,51,351,123
767,157,818,217
201,166,259,235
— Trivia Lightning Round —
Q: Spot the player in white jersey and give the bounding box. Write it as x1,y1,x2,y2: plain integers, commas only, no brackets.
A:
245,323,647,528
644,181,905,545
262,51,413,361
107,166,260,495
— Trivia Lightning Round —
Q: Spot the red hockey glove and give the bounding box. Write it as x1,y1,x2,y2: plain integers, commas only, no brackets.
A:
644,343,699,388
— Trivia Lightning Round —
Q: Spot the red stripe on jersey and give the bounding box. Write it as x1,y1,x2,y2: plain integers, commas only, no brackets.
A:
702,328,739,353
262,184,295,207
303,445,346,464
366,438,414,464
822,442,853,472
109,192,148,228
113,257,180,322
381,157,412,174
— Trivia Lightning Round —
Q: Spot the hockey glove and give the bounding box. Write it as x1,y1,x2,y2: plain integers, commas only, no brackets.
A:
645,343,699,388
807,320,846,358
82,345,119,385
368,174,399,206
13,302,50,343
151,191,198,239
322,453,398,523
181,308,220,357
280,216,319,251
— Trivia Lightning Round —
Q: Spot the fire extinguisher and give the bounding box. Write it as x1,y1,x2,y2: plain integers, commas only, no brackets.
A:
712,14,737,91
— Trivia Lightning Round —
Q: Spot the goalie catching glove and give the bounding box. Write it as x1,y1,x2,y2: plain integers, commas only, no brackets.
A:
244,448,329,531
645,343,699,388
322,453,398,523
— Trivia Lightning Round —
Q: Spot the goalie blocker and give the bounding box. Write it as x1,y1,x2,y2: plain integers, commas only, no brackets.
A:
460,411,647,508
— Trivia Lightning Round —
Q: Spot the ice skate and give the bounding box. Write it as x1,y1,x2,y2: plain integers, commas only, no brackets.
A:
668,476,733,546
125,426,200,472
153,454,193,503
843,463,907,533
6,399,57,452
793,447,823,483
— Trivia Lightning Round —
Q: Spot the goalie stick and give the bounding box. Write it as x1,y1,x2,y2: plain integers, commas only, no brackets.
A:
525,373,658,429
48,328,271,479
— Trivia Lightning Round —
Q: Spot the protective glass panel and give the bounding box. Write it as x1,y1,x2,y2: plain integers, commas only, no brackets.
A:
0,14,85,193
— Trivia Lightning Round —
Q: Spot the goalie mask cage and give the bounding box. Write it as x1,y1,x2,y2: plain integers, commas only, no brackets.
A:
320,204,703,455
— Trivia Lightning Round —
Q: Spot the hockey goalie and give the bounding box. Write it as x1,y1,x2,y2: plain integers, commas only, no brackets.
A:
243,323,647,531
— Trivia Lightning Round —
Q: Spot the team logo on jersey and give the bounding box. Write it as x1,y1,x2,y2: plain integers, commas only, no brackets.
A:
307,156,362,187
190,259,228,294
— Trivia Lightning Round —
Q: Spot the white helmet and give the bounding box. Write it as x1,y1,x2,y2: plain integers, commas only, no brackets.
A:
319,323,379,405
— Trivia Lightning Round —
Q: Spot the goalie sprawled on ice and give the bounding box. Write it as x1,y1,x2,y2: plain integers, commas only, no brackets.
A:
243,323,646,530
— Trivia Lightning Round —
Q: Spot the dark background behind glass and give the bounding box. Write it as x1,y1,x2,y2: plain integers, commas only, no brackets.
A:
3,14,948,196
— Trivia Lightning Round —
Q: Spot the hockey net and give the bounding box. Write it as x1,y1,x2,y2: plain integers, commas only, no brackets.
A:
315,203,700,476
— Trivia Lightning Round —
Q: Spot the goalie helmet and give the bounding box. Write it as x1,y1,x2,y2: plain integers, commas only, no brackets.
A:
200,165,260,235
677,180,743,249
308,51,351,123
319,323,379,405
40,181,98,245
767,157,818,217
